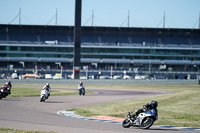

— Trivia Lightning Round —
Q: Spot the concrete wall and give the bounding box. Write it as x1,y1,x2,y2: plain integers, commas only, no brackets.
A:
0,79,198,85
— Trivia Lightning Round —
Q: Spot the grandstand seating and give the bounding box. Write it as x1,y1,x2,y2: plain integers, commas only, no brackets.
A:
0,24,199,48
163,60,191,65
0,24,200,76
133,59,161,64
102,59,131,63
81,58,100,63
193,60,200,64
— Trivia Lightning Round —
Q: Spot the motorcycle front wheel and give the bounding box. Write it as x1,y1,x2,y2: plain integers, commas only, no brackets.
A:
40,96,45,102
122,118,131,128
40,97,43,102
141,117,154,129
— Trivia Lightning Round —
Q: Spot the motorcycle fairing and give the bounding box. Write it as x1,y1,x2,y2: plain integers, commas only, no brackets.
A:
145,109,158,119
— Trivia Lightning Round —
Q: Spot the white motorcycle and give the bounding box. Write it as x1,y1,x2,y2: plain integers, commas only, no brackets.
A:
78,86,85,96
122,109,158,129
40,89,49,102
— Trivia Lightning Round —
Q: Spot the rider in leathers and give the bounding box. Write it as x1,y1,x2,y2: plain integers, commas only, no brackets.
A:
133,100,158,120
78,81,85,94
0,81,12,97
42,83,51,99
6,81,12,94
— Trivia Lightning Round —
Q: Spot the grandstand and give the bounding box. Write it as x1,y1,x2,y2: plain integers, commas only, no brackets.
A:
0,24,200,78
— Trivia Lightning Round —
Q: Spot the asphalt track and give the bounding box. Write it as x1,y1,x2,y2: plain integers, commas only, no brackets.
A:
0,87,199,133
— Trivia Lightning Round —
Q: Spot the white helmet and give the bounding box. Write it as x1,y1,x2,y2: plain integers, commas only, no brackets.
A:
46,83,49,86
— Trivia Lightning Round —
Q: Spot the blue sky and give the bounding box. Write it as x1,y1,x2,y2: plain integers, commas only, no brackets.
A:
0,0,199,29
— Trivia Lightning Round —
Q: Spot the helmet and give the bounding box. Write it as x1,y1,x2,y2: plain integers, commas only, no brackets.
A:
5,82,8,84
151,100,158,108
46,83,49,86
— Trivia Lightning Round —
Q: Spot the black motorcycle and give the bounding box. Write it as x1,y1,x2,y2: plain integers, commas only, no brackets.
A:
0,90,3,99
0,88,9,99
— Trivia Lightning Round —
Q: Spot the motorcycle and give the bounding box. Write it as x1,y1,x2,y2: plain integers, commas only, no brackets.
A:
122,109,158,129
40,89,49,102
78,86,85,96
0,89,4,99
0,88,9,100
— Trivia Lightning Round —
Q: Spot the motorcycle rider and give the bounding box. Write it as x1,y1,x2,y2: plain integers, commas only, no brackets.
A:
0,81,12,97
132,100,158,120
42,83,51,99
78,80,84,88
78,80,85,94
6,81,12,94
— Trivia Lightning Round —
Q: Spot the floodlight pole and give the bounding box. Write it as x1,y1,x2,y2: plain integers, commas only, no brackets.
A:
56,9,58,26
198,12,200,29
128,10,130,27
163,11,165,28
73,0,82,79
19,8,21,25
92,9,94,26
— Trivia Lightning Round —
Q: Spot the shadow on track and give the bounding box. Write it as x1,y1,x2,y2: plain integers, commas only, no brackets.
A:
148,128,183,131
44,101,65,103
132,127,188,132
128,126,185,131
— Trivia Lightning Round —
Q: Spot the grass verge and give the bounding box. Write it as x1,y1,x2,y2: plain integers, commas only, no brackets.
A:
0,127,57,133
8,88,77,97
69,85,200,128
8,87,93,97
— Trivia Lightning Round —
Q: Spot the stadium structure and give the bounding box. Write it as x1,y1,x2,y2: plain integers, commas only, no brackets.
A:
0,24,200,79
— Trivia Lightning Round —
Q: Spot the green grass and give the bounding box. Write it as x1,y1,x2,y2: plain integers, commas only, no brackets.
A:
0,127,57,133
8,86,93,97
8,88,78,97
69,85,200,128
14,84,77,88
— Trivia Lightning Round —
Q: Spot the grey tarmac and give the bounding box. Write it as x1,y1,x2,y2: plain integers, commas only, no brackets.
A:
0,87,198,133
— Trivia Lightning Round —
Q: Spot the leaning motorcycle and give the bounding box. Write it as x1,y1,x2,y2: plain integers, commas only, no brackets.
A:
122,109,158,129
0,88,9,100
40,89,49,102
78,86,85,96
0,89,4,99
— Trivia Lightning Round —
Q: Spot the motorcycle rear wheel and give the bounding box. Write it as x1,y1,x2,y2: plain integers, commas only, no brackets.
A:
122,118,131,128
141,117,154,129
